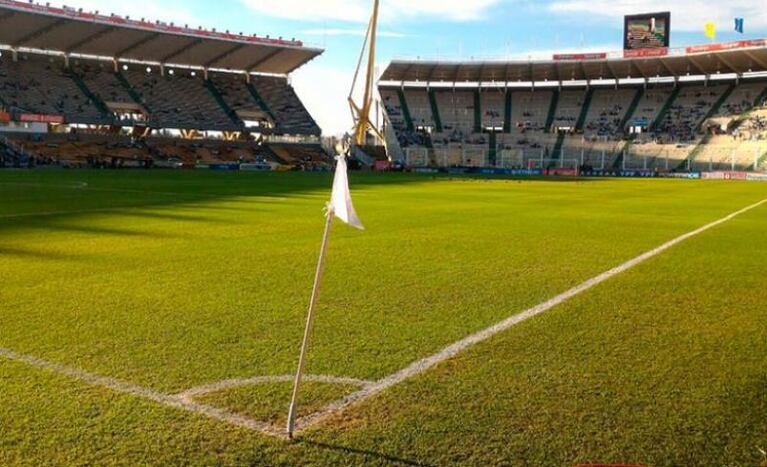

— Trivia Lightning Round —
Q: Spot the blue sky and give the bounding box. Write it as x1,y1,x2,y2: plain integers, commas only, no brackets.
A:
59,0,767,134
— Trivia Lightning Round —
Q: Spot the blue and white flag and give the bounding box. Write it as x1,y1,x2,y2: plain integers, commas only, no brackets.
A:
735,18,744,34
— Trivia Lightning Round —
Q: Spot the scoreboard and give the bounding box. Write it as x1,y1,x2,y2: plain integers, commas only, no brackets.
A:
624,12,671,50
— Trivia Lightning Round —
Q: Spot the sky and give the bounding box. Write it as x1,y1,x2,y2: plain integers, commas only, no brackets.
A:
52,0,767,135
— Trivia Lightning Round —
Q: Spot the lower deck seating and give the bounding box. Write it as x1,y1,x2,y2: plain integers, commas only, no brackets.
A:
383,80,767,170
0,54,108,124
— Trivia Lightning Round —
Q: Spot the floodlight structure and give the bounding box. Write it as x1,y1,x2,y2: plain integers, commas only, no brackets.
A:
349,0,385,147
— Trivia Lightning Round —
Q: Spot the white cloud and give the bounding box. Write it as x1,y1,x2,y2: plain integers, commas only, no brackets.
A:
241,0,503,23
549,0,767,31
303,28,406,38
291,64,354,136
291,61,389,136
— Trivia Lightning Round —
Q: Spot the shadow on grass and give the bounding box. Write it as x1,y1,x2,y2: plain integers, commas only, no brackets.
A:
0,170,607,241
296,438,435,467
0,171,422,232
0,246,87,261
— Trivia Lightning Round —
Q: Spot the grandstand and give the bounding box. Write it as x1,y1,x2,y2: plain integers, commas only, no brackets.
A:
0,0,327,169
380,40,767,172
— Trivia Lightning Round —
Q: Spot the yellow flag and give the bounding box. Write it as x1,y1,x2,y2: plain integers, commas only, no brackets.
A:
704,22,717,40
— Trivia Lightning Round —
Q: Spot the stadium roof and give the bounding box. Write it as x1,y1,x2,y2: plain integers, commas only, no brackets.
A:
380,40,767,84
0,0,323,74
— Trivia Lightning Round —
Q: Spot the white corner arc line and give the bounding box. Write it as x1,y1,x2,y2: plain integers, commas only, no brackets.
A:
295,197,767,431
176,375,374,402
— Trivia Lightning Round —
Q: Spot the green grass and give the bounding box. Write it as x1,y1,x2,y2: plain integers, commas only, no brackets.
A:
0,170,766,466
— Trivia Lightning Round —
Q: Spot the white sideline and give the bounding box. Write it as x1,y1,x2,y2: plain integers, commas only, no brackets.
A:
294,197,767,431
0,198,765,437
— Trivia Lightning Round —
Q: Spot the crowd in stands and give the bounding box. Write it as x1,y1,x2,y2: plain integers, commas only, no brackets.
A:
0,55,108,124
583,106,624,137
124,68,237,131
384,81,767,169
0,53,319,137
655,87,725,142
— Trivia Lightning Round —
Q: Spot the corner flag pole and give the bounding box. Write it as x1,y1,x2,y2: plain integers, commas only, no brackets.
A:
286,206,334,438
286,0,374,437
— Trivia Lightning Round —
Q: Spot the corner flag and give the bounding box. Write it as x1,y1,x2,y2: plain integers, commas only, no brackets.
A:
329,155,364,230
286,151,364,438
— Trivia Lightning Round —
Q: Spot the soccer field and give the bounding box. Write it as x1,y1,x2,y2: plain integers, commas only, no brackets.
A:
1,170,766,466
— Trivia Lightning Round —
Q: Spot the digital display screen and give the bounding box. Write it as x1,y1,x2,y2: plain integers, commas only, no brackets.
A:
624,12,671,50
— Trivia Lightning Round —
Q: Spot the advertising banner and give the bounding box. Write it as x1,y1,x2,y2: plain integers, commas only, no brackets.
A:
702,171,748,180
19,113,65,124
581,169,659,178
686,39,767,54
659,172,702,179
552,53,608,61
207,163,240,171
240,163,272,172
545,168,579,177
624,48,669,58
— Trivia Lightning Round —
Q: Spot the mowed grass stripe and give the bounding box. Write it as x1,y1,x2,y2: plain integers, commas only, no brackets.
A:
2,173,766,397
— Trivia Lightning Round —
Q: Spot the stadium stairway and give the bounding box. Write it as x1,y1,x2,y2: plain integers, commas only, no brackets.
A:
612,139,632,170
488,131,497,166
69,73,112,121
575,88,595,131
396,89,415,132
551,132,566,167
474,90,482,133
204,80,245,128
0,137,17,166
257,144,288,165
427,89,443,132
682,134,713,170
699,84,736,131
545,90,560,132
727,84,767,132
503,90,512,133
757,148,767,169
351,145,376,166
620,88,644,131
651,85,681,130
754,84,767,107
245,82,278,124
116,71,151,113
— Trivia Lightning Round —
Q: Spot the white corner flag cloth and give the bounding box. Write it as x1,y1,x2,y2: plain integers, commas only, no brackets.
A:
329,154,364,230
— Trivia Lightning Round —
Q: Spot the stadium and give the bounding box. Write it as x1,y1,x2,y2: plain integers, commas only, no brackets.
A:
1,1,766,466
